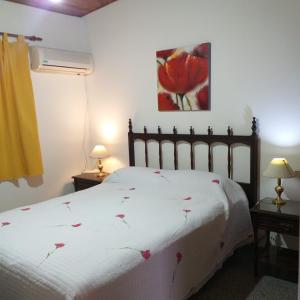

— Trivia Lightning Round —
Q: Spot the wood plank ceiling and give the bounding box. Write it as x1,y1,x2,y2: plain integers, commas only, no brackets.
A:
5,0,117,17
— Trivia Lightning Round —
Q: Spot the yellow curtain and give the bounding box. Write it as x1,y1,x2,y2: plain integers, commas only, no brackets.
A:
0,33,43,180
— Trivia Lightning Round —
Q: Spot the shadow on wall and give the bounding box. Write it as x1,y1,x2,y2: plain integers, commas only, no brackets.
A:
61,182,75,195
285,171,300,201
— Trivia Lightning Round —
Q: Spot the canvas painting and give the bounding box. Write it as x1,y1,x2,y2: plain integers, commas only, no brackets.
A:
156,42,210,111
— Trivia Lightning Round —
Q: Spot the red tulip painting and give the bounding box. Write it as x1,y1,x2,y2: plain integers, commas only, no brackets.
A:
157,42,210,111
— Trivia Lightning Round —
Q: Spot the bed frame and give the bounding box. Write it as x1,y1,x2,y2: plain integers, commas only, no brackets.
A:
128,118,259,208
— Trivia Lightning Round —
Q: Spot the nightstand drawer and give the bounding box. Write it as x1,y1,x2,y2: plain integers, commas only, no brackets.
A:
74,181,99,191
254,214,299,236
72,173,108,192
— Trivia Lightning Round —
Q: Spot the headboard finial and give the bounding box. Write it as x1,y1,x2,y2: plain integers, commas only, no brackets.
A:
190,126,194,135
129,119,133,133
251,117,257,135
173,126,177,134
208,126,213,135
158,126,161,134
227,126,233,136
144,126,147,134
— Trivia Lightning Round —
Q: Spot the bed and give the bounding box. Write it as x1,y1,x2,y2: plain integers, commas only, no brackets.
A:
0,118,259,300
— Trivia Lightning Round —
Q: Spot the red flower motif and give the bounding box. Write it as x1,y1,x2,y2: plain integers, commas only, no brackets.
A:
176,252,183,264
21,207,31,211
158,52,208,94
192,43,210,58
156,49,176,60
196,85,209,110
1,222,10,227
172,251,183,284
55,243,65,249
121,196,130,204
153,170,169,181
183,196,192,201
212,179,220,184
158,93,179,111
116,214,129,227
183,209,191,224
120,247,151,260
72,223,82,228
38,243,65,266
141,250,151,260
116,214,125,219
62,201,71,211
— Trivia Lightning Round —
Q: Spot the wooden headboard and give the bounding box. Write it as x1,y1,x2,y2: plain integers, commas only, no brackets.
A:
128,118,259,208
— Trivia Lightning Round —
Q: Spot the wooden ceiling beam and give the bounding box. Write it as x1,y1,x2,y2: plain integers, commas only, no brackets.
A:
5,0,117,17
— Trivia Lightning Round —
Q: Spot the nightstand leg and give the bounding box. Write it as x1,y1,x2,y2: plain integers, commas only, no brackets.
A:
266,231,270,248
253,225,258,276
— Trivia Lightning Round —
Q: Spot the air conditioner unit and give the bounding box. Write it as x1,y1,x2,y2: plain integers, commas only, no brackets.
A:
30,46,93,75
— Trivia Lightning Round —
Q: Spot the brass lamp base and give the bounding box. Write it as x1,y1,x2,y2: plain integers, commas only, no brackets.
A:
272,178,286,206
96,158,104,177
272,197,286,206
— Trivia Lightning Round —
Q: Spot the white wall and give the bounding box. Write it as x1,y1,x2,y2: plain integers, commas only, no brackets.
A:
85,0,300,200
1,0,299,212
0,2,90,212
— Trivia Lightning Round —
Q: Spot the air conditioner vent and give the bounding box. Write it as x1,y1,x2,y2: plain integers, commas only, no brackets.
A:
30,46,93,75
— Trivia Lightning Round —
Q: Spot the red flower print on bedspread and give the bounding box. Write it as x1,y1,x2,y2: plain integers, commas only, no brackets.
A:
55,243,65,249
39,243,65,266
121,196,130,204
154,170,169,181
141,250,151,260
1,221,11,227
120,247,151,261
62,201,71,211
50,223,82,228
176,252,183,264
20,207,31,211
172,251,183,284
183,196,192,201
212,179,220,184
183,209,191,224
115,214,130,227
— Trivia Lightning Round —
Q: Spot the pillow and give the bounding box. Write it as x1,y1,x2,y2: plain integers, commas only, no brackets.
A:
104,166,223,187
103,167,170,185
104,167,247,206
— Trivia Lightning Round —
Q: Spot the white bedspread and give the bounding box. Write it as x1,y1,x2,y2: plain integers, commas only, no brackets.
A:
0,167,252,300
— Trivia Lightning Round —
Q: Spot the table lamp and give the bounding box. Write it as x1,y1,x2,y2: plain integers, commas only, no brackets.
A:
90,145,109,177
263,158,295,206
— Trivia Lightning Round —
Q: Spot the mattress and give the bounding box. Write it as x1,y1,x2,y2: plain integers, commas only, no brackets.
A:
0,167,252,300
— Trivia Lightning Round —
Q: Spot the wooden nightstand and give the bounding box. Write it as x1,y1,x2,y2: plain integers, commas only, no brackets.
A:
72,173,108,191
250,198,299,282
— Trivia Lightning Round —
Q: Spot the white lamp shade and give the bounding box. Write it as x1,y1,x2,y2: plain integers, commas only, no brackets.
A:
263,158,295,178
90,145,109,158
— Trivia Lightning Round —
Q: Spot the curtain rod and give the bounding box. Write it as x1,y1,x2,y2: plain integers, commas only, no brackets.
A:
0,32,43,41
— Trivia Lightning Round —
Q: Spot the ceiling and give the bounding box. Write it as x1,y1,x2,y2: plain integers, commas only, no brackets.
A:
5,0,117,17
